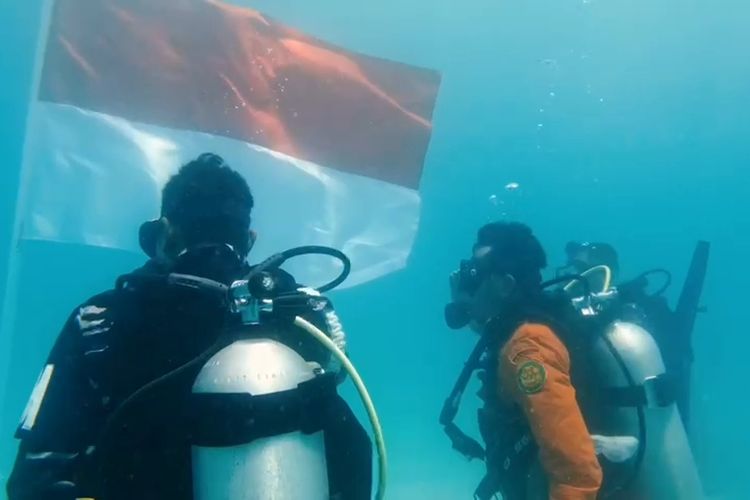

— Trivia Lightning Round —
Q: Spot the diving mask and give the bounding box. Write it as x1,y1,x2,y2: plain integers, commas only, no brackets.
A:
455,258,486,297
444,257,489,330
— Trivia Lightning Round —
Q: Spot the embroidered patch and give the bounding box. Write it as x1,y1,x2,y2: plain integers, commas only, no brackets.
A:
517,360,547,394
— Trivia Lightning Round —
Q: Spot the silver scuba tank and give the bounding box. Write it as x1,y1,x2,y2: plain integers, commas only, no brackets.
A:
191,337,329,500
591,321,703,500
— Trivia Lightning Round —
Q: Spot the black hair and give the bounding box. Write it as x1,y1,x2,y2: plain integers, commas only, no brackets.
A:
161,153,254,256
476,221,547,291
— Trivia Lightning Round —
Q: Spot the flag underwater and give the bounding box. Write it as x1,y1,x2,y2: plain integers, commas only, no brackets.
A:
23,0,442,287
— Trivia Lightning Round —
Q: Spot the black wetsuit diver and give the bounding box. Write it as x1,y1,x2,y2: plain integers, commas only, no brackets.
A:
6,252,372,500
7,153,372,500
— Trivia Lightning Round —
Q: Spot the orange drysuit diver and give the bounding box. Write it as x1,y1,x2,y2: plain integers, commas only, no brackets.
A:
442,222,704,500
498,322,601,500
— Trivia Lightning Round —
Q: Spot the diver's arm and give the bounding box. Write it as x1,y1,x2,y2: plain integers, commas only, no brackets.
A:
499,323,602,500
6,306,106,500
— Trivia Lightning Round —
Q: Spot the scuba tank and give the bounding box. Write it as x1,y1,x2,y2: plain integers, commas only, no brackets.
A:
191,338,330,499
586,319,703,499
569,266,703,498
97,246,387,500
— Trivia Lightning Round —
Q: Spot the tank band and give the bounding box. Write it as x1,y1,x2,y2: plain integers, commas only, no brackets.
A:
188,373,336,447
599,373,676,408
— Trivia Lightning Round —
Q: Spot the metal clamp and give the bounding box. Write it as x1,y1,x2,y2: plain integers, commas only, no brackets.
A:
641,374,673,408
230,280,273,325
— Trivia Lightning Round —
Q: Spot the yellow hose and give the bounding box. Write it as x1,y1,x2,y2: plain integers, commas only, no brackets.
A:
293,316,388,500
563,264,613,295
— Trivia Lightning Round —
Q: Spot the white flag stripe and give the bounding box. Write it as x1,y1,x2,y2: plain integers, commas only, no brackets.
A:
22,102,421,288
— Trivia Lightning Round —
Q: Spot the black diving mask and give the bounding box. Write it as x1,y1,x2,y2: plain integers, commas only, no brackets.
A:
444,257,489,330
456,258,486,297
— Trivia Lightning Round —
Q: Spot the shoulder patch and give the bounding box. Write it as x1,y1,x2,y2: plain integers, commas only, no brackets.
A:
517,360,547,394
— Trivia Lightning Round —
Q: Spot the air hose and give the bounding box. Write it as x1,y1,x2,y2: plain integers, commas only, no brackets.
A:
563,265,613,295
293,316,388,500
246,245,351,293
634,268,672,297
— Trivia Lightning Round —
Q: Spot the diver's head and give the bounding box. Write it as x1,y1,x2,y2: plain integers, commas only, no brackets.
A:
561,241,619,278
140,153,256,263
446,222,547,332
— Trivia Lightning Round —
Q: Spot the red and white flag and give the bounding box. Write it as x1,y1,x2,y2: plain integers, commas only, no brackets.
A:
23,0,441,287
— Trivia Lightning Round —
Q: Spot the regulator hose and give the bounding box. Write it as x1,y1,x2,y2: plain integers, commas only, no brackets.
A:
294,316,388,500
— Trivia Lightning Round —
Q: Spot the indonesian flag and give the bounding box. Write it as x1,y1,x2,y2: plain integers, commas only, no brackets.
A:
23,0,441,287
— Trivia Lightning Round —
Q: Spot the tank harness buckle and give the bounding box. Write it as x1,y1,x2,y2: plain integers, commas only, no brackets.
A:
641,374,674,408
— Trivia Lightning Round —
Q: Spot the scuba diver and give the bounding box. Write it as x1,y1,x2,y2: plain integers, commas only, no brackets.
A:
6,153,381,500
441,221,703,500
558,240,710,429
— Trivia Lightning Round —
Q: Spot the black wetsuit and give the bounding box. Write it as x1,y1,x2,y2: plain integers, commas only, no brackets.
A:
6,255,372,500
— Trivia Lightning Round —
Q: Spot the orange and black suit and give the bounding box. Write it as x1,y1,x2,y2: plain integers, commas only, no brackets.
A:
497,322,602,500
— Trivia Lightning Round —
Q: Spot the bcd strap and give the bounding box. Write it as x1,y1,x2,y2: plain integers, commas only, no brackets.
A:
444,423,485,461
188,373,336,447
440,334,490,461
600,372,676,408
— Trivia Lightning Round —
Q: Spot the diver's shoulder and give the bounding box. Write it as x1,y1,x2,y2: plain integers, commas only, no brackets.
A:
503,321,569,360
511,322,560,343
65,289,130,331
78,288,122,308
72,261,156,313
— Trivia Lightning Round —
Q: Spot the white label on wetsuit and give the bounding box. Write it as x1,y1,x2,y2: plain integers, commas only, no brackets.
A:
19,364,55,431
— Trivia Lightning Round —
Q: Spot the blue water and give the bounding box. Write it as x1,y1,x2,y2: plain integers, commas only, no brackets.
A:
1,0,749,498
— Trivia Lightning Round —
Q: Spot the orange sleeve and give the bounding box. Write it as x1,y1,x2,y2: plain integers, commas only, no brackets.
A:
499,323,602,500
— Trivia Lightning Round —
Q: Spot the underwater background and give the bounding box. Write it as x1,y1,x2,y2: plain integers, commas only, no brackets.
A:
0,0,748,498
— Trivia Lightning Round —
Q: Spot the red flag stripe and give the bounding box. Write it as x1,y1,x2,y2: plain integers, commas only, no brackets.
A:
40,0,441,189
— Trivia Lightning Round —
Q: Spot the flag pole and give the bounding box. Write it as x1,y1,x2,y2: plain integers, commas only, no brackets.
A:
0,0,56,472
